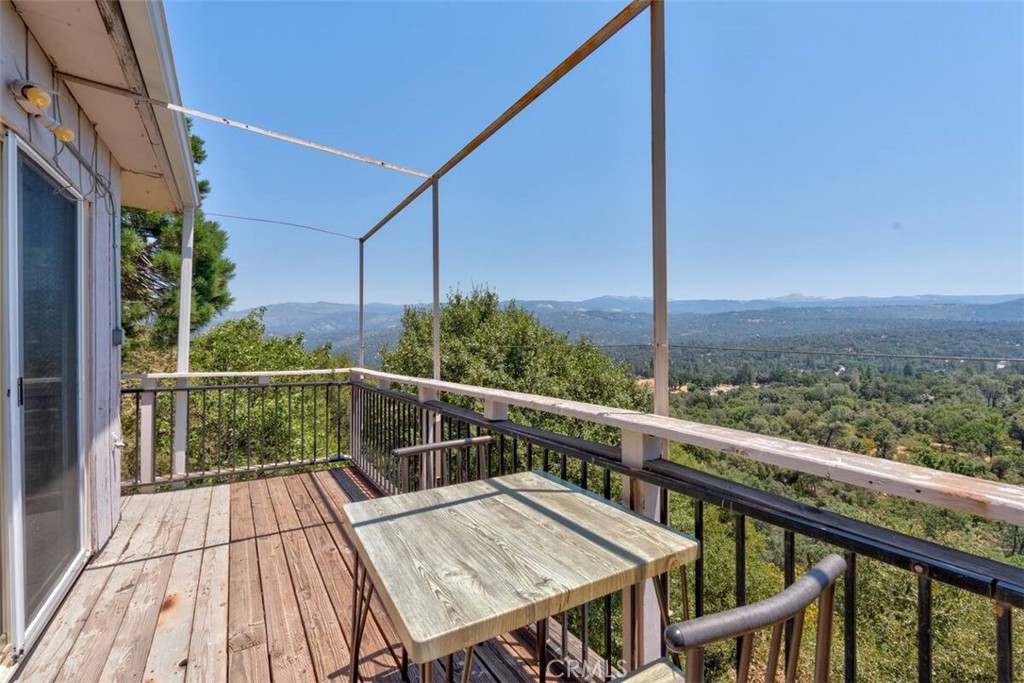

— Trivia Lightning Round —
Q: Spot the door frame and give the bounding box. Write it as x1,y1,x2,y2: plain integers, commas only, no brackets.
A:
1,130,89,655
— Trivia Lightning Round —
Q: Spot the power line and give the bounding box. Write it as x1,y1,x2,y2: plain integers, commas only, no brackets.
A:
205,213,361,241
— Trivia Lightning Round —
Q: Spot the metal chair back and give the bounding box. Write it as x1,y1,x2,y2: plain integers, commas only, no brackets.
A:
665,553,846,683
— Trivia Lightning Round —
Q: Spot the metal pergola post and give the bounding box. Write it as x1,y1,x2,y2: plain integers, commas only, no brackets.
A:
432,179,441,380
622,0,670,668
650,0,668,421
359,239,366,367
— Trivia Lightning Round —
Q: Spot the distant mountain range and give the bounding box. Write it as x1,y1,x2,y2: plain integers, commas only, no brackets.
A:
217,294,1024,363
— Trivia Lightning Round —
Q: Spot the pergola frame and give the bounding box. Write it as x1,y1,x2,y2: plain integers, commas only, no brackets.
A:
354,1,669,661
356,0,666,426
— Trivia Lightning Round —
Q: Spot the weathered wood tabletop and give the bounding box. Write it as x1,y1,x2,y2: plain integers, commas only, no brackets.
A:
342,469,699,663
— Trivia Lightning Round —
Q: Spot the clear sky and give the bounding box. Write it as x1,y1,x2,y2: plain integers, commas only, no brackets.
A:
164,0,1023,309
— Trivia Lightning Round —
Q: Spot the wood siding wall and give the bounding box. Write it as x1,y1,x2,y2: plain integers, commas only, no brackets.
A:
1,0,124,551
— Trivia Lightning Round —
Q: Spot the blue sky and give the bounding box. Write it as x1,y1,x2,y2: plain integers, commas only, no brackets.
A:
165,1,1023,309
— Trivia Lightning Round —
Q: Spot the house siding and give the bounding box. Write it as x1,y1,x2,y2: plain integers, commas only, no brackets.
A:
1,0,124,552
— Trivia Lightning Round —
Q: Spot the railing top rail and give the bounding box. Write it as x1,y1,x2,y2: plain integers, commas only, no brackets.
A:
121,368,351,381
351,368,1024,525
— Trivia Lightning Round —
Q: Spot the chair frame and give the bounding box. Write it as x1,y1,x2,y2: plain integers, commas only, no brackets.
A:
664,553,846,683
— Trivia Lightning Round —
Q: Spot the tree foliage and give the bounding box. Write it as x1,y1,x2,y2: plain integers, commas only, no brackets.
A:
120,123,235,347
380,288,651,439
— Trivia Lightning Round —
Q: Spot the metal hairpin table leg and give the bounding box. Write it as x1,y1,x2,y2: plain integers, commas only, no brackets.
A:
349,556,376,683
653,573,681,668
537,619,549,683
461,645,475,683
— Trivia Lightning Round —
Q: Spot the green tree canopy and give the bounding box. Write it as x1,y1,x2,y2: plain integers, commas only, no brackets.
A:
121,123,235,346
379,288,651,437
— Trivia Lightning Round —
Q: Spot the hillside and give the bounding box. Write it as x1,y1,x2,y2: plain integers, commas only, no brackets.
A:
218,295,1024,365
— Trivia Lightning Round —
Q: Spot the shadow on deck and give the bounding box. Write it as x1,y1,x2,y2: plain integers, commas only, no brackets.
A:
15,468,567,682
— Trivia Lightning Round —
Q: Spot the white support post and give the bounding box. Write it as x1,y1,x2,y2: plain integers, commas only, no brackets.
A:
139,377,157,485
483,399,508,422
358,239,365,367
418,386,440,489
431,179,441,381
621,429,664,669
172,206,196,480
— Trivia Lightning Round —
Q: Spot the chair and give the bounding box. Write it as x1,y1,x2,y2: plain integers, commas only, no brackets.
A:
617,553,846,683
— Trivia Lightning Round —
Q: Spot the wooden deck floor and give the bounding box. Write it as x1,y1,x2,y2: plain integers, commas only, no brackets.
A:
14,469,550,683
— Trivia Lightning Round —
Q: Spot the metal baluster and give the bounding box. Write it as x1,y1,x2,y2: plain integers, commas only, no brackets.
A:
604,468,613,673
325,385,330,462
844,551,857,683
313,383,319,464
918,572,932,683
300,385,306,462
783,529,795,661
218,388,224,472
695,500,705,618
996,602,1012,683
735,513,746,669
260,383,267,466
134,392,141,484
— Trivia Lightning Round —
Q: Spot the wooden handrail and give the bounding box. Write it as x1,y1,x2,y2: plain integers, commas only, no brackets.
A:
350,368,1024,525
119,366,1024,524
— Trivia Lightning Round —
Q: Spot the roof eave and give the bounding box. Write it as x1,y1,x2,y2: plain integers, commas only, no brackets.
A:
120,0,199,211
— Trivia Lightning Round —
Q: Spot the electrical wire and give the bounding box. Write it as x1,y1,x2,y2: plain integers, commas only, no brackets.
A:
204,213,360,241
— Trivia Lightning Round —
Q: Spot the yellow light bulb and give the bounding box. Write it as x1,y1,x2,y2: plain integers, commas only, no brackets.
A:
54,126,75,143
22,85,51,109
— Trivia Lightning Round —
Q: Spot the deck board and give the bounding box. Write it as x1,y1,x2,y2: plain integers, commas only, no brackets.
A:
187,485,230,683
226,482,271,683
143,486,213,683
15,469,585,683
249,479,317,683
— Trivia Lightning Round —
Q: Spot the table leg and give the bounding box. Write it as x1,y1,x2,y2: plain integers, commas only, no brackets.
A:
461,646,475,683
401,648,409,682
446,653,454,683
420,660,434,681
349,557,376,683
653,574,681,668
537,619,549,683
349,558,362,683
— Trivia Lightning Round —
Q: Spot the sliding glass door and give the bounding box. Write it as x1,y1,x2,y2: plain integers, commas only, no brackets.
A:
3,132,86,648
17,150,83,624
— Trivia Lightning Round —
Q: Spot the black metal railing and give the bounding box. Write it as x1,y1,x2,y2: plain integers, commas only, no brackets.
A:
120,375,348,487
351,381,626,680
351,380,1022,683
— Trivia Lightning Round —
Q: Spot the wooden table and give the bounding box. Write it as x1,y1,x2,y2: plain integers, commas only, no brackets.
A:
342,470,699,682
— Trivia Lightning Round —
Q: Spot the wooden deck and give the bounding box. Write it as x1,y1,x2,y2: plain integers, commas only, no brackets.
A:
14,469,556,683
